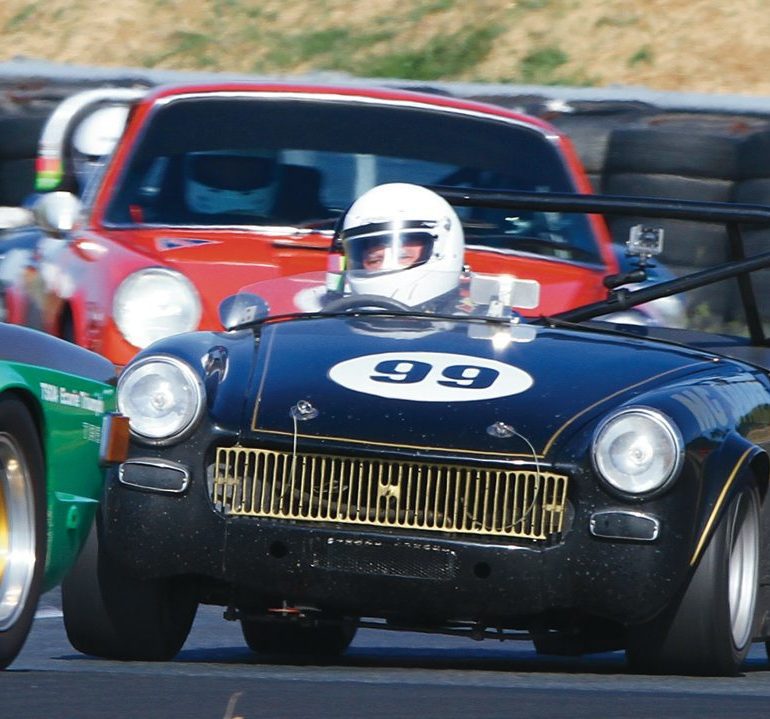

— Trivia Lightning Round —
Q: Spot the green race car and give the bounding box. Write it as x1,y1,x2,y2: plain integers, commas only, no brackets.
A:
0,324,124,668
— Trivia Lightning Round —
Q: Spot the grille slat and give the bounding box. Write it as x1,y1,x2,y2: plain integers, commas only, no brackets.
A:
212,447,568,541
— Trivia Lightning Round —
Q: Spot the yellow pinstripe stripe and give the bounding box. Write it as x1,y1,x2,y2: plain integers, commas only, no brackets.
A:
689,446,753,567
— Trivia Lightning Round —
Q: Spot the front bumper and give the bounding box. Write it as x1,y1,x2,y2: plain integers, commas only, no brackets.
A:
100,442,696,628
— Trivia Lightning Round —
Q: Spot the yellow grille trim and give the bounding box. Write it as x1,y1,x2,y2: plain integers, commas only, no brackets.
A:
212,447,569,541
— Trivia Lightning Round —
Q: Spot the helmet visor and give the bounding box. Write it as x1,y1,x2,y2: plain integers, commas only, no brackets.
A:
342,221,436,275
187,152,277,191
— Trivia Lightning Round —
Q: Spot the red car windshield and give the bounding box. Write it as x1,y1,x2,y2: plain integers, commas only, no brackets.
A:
103,95,603,265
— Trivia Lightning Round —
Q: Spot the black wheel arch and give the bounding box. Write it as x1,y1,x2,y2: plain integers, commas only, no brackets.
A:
686,437,766,579
748,451,769,501
0,389,45,471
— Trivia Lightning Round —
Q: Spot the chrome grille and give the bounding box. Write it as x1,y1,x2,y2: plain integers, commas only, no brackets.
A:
212,446,569,540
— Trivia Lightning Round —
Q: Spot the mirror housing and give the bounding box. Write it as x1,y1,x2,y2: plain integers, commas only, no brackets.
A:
219,293,270,330
33,191,82,237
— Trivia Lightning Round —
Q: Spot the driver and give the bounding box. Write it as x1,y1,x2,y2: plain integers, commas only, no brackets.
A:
184,149,280,216
337,182,465,310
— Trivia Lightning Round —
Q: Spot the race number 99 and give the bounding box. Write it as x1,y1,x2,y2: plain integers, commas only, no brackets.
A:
329,352,533,402
372,359,499,390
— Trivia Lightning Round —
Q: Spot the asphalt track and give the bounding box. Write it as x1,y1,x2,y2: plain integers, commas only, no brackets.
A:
4,589,770,719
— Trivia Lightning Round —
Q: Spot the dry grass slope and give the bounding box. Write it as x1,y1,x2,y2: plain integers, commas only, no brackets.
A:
2,0,770,96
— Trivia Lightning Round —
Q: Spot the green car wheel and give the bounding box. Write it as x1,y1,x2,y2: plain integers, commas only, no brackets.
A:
0,397,45,670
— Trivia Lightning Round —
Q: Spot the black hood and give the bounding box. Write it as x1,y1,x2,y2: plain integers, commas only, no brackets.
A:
246,316,713,458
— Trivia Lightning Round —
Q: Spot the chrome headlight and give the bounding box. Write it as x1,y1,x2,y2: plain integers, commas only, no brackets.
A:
592,407,683,496
113,268,202,348
117,356,204,444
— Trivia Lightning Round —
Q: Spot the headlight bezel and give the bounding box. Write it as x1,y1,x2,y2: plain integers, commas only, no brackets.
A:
591,406,684,499
113,267,202,349
117,354,205,446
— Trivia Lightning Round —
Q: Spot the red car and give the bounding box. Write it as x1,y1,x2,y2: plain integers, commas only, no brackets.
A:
6,82,617,368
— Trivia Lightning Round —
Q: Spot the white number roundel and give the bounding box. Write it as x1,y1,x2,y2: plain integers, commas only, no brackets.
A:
328,351,533,402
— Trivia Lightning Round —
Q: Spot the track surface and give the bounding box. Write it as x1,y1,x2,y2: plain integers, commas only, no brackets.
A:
4,589,770,718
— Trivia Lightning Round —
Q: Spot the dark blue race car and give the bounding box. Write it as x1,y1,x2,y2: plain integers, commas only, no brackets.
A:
61,189,770,676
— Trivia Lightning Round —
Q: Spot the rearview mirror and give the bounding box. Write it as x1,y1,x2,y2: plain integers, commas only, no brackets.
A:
469,273,540,310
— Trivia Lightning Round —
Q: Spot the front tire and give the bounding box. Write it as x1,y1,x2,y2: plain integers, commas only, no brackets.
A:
627,482,760,675
62,519,198,661
0,397,46,670
241,617,357,657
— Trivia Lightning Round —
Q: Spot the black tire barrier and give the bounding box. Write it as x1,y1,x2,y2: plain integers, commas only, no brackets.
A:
548,104,656,175
732,177,770,205
661,268,741,331
729,226,770,320
741,228,770,257
0,109,50,206
603,173,732,268
725,180,770,319
608,215,728,269
604,114,770,180
0,114,47,159
603,172,734,203
736,132,770,180
0,157,36,206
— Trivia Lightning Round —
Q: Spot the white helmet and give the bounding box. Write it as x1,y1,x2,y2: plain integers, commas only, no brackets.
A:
340,183,464,307
184,150,279,216
71,104,130,192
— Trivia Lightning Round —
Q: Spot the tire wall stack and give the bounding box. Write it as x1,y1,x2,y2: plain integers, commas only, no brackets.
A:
547,109,770,330
542,101,659,193
0,112,47,207
0,82,87,209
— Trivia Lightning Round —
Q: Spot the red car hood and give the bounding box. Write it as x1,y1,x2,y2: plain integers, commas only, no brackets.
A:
95,225,330,309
